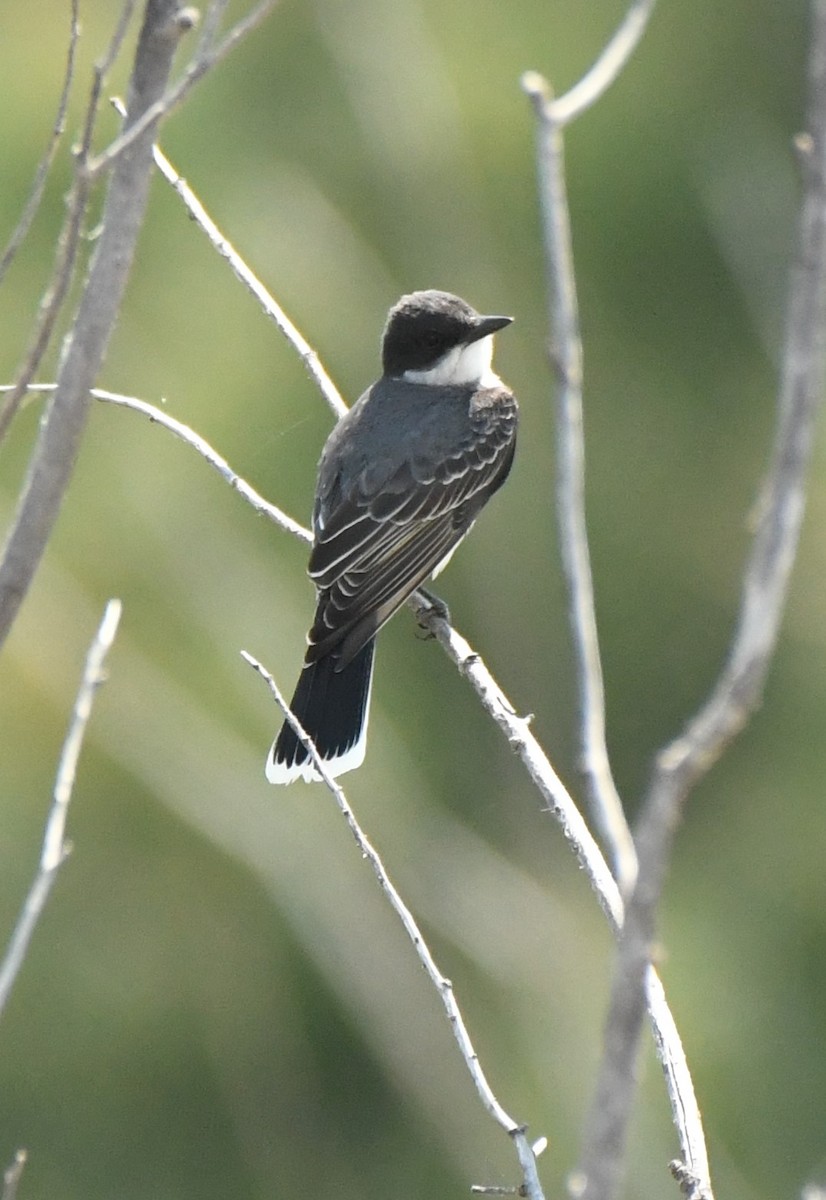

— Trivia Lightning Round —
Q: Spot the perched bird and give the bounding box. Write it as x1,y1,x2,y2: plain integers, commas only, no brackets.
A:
267,289,517,784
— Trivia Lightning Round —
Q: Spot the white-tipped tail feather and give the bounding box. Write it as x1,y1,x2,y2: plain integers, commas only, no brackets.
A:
265,709,369,784
266,642,374,785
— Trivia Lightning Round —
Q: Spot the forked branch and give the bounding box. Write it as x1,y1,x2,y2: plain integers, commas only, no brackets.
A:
563,2,826,1198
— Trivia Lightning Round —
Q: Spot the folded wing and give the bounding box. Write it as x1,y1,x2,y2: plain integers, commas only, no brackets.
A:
307,403,515,665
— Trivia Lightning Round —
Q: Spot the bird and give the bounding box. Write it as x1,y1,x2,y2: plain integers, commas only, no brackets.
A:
266,288,518,784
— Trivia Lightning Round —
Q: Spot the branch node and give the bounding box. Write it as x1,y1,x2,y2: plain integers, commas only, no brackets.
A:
176,7,200,35
2,1148,27,1200
471,1186,523,1196
160,5,200,41
794,130,814,163
520,70,552,105
669,1158,711,1200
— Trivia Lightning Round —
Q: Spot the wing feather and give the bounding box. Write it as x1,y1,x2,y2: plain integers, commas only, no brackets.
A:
305,389,516,665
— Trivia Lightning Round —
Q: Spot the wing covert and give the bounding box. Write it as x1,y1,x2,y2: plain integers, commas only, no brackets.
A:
306,386,516,664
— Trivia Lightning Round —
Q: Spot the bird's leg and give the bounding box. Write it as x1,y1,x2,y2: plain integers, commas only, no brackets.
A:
413,586,451,639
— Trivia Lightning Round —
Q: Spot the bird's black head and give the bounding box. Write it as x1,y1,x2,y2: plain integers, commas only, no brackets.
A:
381,289,512,382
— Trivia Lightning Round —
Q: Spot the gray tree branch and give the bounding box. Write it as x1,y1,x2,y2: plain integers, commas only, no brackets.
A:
84,0,279,182
523,69,637,896
0,383,312,540
576,2,826,1198
148,139,347,419
521,0,658,900
0,0,192,650
0,600,121,1020
0,0,124,451
0,0,79,288
544,0,657,127
1,1150,26,1200
242,650,547,1200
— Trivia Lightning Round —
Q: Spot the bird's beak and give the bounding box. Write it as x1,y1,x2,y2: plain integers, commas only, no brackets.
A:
468,314,513,343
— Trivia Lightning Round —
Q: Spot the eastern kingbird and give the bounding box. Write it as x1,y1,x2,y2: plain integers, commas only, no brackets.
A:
267,289,517,784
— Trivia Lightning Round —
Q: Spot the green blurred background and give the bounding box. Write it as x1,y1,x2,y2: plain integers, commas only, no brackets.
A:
0,1,820,1197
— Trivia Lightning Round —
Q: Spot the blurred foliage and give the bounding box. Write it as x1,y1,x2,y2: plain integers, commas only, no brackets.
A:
0,1,819,1198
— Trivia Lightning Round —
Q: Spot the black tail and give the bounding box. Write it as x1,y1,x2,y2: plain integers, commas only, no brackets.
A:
266,642,375,784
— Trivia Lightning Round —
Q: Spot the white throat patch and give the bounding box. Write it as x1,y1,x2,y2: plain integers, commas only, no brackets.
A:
402,334,502,389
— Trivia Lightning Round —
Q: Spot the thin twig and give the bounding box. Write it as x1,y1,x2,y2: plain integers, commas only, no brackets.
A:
0,0,80,287
0,600,122,1020
414,596,623,926
95,0,140,80
524,1,714,1191
545,0,657,127
575,1,826,1197
522,0,659,891
0,0,115,450
520,76,637,893
98,387,312,540
0,183,87,449
149,138,347,419
196,0,232,57
0,384,311,540
111,99,344,418
0,0,228,650
241,651,545,1200
412,605,711,1199
1,1150,27,1200
84,0,278,181
518,0,658,901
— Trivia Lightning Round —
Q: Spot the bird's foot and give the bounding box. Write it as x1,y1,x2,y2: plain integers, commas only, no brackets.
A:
413,587,451,638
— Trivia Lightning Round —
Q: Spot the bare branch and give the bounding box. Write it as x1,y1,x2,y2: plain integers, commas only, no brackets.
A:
242,650,545,1200
414,596,623,925
0,384,311,539
96,0,141,80
98,387,311,539
0,175,88,448
149,137,347,419
575,2,826,1197
413,604,711,1199
523,9,714,1191
109,100,345,419
0,1,200,651
196,0,231,56
85,0,279,181
0,0,80,286
544,0,657,127
0,0,120,450
520,78,636,890
0,600,121,1020
1,1150,26,1200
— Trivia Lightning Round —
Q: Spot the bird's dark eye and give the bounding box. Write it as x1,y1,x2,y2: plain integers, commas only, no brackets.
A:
421,329,442,348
